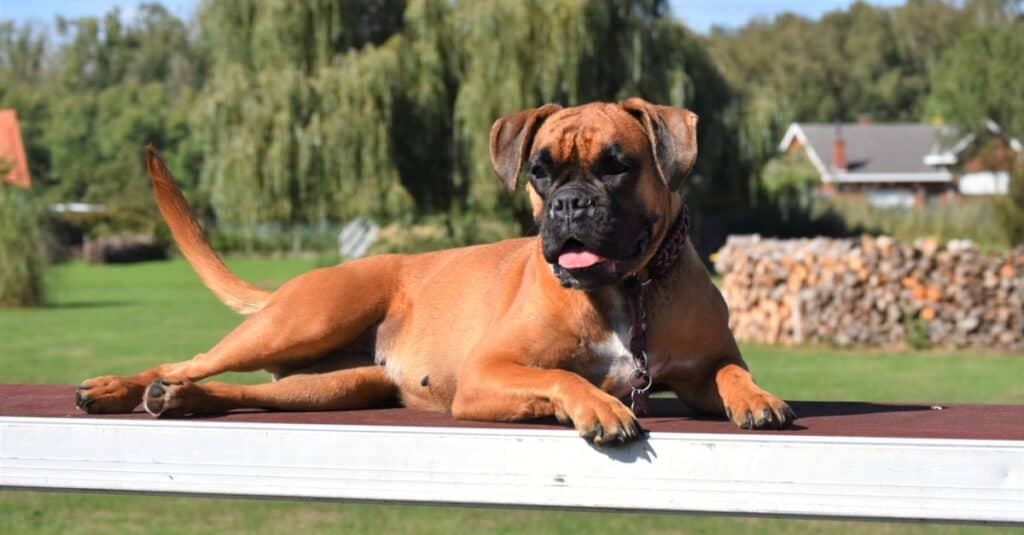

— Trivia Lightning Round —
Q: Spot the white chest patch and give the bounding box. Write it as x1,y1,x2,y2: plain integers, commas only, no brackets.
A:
591,329,632,363
588,320,637,397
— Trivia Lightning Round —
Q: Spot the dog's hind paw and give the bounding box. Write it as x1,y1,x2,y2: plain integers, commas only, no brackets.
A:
76,376,143,414
143,377,193,418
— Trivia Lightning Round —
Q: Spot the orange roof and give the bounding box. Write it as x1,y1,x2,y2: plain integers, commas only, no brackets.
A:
0,109,32,188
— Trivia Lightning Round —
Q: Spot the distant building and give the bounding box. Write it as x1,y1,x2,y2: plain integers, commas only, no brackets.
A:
779,119,1021,207
0,109,32,188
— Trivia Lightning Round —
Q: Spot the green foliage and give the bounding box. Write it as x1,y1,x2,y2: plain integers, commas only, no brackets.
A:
45,83,195,234
2,0,1023,255
710,1,972,125
995,155,1024,246
0,22,53,184
0,182,47,307
759,150,819,217
903,316,932,351
1,5,204,237
191,0,736,238
194,0,411,252
446,0,738,215
708,0,985,199
819,196,1006,251
927,20,1024,136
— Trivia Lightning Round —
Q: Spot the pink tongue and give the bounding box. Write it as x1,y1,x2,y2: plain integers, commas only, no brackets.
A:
558,250,605,269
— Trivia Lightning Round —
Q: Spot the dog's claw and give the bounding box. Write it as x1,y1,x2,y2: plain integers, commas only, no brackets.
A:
626,419,639,439
75,376,143,414
74,390,95,410
571,394,640,446
594,423,634,445
723,387,795,430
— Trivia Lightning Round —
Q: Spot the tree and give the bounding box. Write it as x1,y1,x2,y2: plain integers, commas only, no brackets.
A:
927,21,1024,137
7,0,1016,255
759,150,819,218
191,0,740,244
996,153,1024,246
193,0,408,251
0,22,53,185
442,0,739,224
0,6,206,237
708,0,988,210
0,158,47,307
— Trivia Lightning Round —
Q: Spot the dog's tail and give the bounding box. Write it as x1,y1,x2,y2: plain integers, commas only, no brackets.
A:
145,145,271,315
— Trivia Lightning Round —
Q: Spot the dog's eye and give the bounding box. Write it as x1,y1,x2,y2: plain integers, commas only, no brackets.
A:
596,157,631,177
529,164,550,182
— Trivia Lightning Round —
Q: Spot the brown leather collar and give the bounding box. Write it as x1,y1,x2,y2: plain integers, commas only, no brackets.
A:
639,198,690,285
624,198,689,416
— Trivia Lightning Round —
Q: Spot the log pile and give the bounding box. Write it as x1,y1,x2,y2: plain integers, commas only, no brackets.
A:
714,235,1024,350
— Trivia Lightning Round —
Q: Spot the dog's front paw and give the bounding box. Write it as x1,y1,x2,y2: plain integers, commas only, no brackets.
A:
76,376,143,414
562,390,641,445
722,388,796,430
143,377,195,418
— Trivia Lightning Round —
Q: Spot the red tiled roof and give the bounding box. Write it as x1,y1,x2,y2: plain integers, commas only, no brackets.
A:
0,109,32,188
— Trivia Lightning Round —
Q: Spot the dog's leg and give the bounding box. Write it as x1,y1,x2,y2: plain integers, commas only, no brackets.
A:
673,358,795,429
452,359,640,445
77,259,395,414
141,366,396,417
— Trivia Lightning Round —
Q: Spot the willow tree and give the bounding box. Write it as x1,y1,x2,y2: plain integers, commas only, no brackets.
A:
194,0,408,251
449,0,601,219
446,0,735,226
316,42,413,223
193,0,738,245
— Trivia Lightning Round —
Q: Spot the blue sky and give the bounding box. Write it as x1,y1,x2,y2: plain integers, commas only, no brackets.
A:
2,0,907,34
0,0,198,26
672,0,906,32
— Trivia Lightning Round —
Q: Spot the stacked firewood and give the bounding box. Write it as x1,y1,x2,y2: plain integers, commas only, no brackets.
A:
714,235,1024,350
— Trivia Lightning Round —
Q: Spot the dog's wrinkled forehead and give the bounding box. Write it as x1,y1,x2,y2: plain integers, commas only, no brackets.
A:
531,104,649,164
489,98,697,194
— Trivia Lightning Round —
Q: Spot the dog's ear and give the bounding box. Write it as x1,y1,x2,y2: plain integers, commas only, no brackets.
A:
619,98,698,191
489,103,562,193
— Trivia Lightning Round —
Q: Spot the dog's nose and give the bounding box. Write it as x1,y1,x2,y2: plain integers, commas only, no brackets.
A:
550,190,594,221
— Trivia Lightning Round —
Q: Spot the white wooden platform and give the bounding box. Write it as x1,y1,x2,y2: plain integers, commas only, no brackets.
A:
1,386,1022,524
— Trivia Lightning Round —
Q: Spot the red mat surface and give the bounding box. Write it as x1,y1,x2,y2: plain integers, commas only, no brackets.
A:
1,384,1021,441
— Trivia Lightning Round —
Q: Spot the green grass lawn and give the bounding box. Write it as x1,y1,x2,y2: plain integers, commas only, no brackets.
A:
1,259,1021,534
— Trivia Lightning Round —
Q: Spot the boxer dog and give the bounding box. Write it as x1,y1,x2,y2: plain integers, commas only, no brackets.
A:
76,98,794,444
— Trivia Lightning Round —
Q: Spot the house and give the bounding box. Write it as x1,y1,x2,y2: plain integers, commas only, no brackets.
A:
0,109,32,188
778,119,1021,207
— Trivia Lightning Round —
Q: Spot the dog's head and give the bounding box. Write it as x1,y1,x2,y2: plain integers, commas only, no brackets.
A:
490,98,698,290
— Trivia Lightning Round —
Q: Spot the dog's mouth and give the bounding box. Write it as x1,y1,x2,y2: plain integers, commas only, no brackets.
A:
557,239,612,270
553,232,650,276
